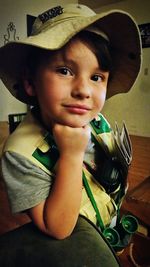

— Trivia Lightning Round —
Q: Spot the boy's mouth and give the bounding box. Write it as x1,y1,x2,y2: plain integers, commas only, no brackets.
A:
63,104,91,115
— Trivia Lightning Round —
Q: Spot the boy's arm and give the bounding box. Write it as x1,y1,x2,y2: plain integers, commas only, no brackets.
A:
28,124,90,239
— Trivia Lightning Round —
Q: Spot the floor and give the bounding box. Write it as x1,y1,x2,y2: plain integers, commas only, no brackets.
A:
0,121,150,266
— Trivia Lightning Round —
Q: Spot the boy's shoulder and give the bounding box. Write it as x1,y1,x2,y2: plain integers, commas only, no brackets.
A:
3,111,53,174
3,111,47,155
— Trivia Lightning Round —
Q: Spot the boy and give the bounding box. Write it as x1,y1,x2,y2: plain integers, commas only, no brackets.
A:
0,4,141,267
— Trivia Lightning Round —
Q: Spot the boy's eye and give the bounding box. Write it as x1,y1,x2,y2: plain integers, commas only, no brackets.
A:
56,67,72,76
91,74,103,82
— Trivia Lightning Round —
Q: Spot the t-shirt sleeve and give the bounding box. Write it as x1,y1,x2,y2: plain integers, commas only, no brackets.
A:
1,151,53,213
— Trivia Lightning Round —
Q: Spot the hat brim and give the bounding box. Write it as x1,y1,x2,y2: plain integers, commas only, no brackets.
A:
0,9,142,104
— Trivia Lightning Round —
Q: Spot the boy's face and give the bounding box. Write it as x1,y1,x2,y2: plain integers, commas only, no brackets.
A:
26,38,109,129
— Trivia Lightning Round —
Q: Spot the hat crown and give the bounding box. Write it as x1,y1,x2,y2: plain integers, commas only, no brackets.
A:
32,4,96,35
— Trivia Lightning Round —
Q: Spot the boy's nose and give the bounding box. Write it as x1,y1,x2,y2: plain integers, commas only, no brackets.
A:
71,78,91,99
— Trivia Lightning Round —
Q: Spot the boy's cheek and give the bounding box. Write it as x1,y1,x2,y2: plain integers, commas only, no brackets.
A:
94,100,105,113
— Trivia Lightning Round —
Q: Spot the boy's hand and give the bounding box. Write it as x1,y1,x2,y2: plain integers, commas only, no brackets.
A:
52,124,91,156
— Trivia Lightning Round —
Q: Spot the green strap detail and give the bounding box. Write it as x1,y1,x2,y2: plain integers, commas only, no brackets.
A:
32,148,59,170
32,133,59,170
82,171,105,232
90,114,111,135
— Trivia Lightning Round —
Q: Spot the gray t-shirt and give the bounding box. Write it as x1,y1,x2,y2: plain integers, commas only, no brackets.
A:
2,138,95,214
2,151,52,213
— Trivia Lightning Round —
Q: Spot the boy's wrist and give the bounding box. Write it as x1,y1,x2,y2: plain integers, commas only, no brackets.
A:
60,151,84,159
59,151,84,166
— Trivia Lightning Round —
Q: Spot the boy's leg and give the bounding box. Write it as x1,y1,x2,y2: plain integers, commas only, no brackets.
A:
0,216,120,267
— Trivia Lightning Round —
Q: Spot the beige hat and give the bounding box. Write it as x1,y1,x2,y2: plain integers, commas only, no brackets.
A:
0,4,142,104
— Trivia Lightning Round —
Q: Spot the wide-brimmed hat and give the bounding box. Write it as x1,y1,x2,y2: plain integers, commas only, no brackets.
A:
0,4,142,105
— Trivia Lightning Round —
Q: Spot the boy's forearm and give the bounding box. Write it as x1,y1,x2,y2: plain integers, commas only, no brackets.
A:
43,153,84,239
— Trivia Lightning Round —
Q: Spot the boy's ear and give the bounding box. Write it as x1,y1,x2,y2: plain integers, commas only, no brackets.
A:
23,79,36,96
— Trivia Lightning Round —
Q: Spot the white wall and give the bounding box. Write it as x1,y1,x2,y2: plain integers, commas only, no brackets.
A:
94,0,150,137
0,0,78,121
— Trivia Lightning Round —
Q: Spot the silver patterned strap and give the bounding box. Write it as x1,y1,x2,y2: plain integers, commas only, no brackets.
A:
113,122,132,167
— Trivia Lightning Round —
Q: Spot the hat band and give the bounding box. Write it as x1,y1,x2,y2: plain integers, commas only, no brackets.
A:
85,26,109,41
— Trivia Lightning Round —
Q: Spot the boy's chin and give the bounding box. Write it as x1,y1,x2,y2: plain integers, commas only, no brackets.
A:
49,117,93,128
64,121,90,128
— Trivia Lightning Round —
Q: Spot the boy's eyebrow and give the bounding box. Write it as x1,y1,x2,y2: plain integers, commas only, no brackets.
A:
52,55,79,68
59,58,77,67
55,57,107,73
55,51,76,65
55,59,107,74
52,51,108,73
